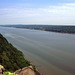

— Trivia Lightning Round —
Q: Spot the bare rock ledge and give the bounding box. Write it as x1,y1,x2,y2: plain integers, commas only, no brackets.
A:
15,66,41,75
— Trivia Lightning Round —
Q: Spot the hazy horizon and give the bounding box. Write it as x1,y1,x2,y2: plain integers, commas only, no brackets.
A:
0,24,75,26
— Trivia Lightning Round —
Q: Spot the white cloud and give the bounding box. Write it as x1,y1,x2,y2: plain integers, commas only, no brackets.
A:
0,3,75,25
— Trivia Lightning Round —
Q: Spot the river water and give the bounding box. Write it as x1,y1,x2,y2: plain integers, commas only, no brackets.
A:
0,27,75,75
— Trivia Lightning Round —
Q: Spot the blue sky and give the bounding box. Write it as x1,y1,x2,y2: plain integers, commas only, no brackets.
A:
0,0,75,25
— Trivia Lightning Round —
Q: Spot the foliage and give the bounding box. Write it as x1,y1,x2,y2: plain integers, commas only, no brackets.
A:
32,65,37,72
0,33,31,72
4,71,15,75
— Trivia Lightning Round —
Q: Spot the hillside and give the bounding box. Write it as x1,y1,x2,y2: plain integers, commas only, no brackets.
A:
0,33,31,72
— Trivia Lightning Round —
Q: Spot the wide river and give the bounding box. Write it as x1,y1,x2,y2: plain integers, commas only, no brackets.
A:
0,27,75,75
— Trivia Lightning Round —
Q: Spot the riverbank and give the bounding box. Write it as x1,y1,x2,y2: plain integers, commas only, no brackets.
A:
1,25,75,34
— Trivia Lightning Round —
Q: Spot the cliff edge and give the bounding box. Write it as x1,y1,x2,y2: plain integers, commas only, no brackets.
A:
0,33,41,75
0,65,41,75
15,66,41,75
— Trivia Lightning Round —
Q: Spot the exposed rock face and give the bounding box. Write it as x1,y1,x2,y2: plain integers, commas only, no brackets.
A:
0,65,41,75
0,65,5,75
15,66,41,75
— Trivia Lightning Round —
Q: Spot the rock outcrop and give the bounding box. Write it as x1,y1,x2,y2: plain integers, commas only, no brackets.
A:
0,65,5,75
0,65,41,75
15,66,41,75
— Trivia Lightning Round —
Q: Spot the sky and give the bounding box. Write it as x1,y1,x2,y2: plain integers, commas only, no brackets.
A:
0,0,75,25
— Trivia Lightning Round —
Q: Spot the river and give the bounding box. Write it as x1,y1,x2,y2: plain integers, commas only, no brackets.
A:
0,27,75,75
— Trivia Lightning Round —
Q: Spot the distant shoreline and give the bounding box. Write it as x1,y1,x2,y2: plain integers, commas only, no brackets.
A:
0,25,75,34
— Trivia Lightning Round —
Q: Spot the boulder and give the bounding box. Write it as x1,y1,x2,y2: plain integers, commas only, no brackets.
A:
0,65,5,75
15,66,41,75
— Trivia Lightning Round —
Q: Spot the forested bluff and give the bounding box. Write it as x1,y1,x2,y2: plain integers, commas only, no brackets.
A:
0,33,41,75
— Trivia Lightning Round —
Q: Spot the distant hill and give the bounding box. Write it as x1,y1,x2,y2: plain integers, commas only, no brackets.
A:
1,25,75,34
0,33,31,72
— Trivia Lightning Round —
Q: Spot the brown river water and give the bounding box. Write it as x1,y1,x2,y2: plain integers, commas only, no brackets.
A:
0,27,75,75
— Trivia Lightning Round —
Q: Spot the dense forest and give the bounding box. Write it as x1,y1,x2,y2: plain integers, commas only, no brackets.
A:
1,25,75,34
0,33,31,72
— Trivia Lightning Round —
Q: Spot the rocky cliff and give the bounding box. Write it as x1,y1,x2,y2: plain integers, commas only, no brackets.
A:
15,66,41,75
0,34,41,75
0,65,41,75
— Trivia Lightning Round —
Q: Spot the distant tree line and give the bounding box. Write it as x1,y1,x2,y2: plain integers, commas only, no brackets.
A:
1,25,75,33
